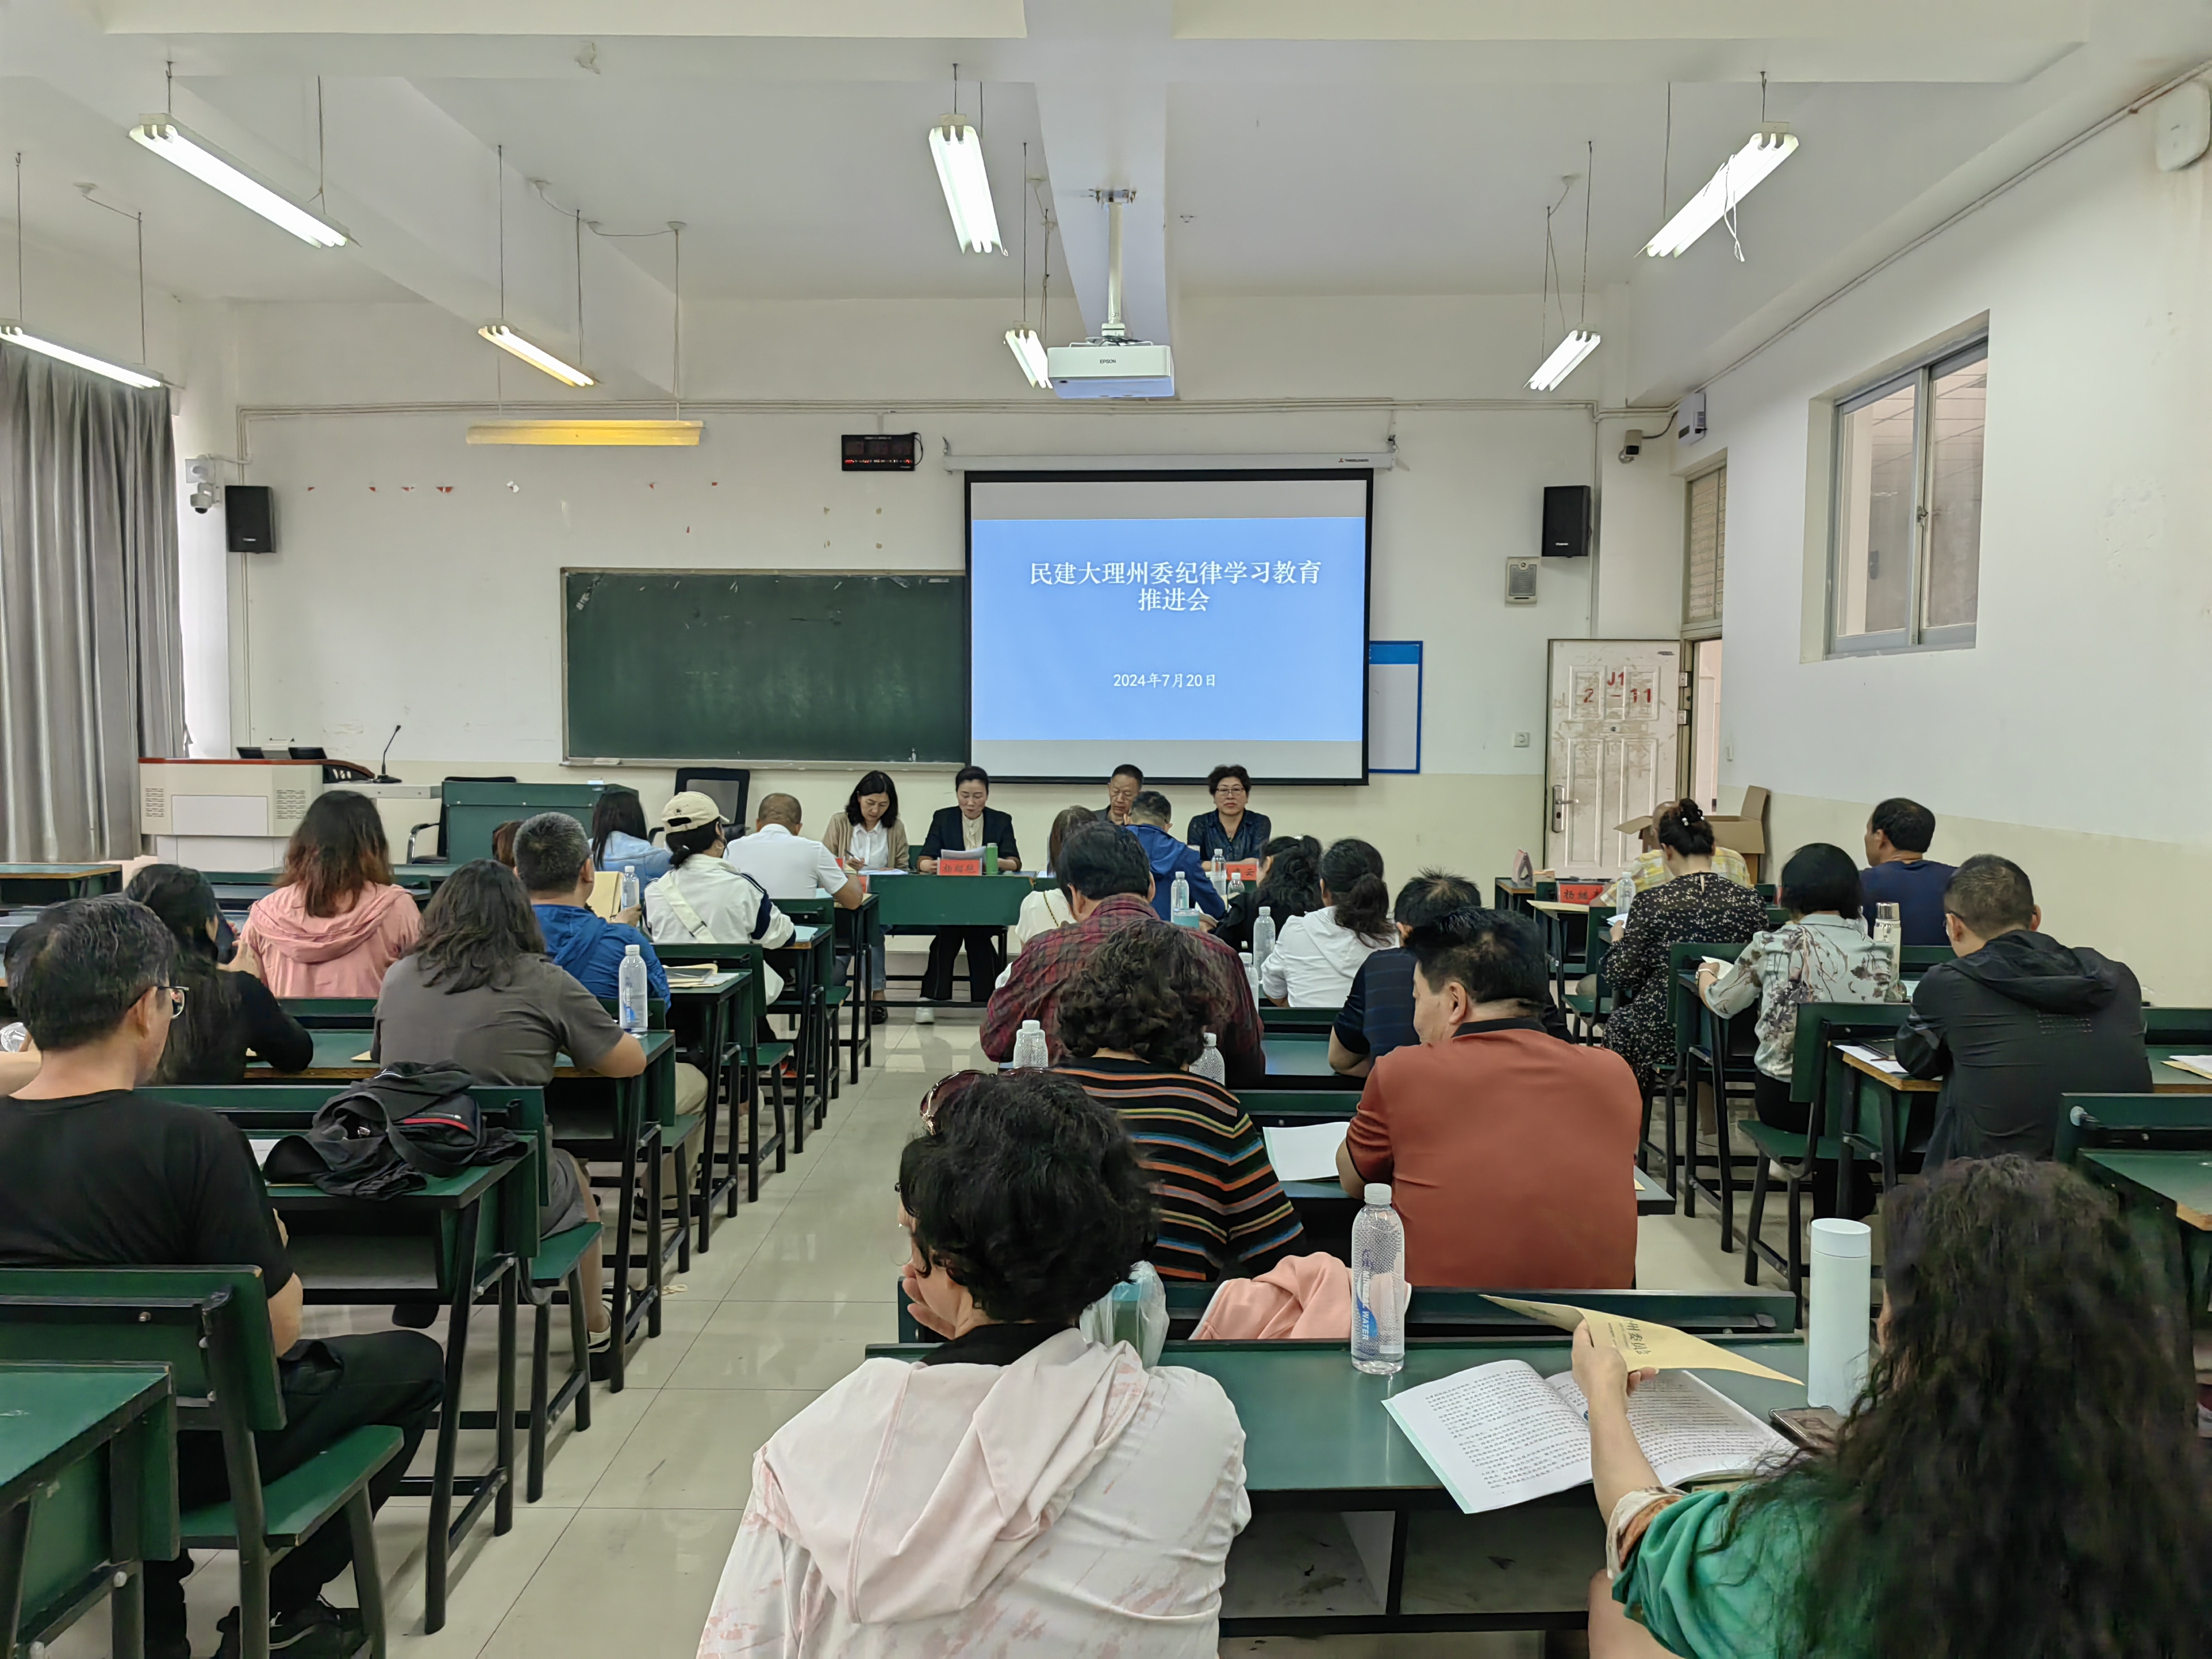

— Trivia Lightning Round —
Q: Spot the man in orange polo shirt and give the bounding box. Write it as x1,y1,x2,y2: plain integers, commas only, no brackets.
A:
1335,907,1640,1287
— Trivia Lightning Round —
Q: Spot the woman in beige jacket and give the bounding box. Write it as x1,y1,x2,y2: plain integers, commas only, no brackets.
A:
821,772,908,1020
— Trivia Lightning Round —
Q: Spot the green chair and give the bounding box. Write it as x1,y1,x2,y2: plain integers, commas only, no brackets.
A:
1564,905,1615,1042
0,1269,399,1659
1259,1006,1341,1034
1739,1004,1901,1311
2144,1007,2212,1047
144,1083,588,1504
596,996,703,1278
1666,940,1756,1240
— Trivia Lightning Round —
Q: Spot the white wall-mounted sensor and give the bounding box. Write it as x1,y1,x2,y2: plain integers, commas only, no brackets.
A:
1676,390,1708,444
1506,558,1539,604
2153,81,2211,172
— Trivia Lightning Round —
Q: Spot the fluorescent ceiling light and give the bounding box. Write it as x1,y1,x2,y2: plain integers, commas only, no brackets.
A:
1004,327,1051,389
478,324,595,388
0,323,162,389
929,116,1002,253
1643,128,1799,258
1528,329,1600,392
467,420,701,446
128,116,349,248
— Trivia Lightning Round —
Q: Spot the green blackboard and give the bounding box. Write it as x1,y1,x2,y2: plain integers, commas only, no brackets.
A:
562,569,968,764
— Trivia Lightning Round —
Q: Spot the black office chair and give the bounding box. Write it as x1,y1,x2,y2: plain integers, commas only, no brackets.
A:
676,767,751,831
406,775,518,862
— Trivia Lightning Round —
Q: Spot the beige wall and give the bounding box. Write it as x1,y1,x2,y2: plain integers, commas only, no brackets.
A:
1768,792,2210,1007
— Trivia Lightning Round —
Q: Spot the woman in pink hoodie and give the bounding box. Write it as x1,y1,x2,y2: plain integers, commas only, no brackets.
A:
241,790,421,999
698,1071,1251,1657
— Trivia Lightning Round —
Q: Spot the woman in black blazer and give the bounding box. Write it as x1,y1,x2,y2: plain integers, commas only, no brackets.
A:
917,766,1022,1004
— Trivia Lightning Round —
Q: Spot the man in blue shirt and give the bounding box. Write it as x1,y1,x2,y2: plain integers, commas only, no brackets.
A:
1124,792,1225,924
512,812,706,1113
1860,798,1957,948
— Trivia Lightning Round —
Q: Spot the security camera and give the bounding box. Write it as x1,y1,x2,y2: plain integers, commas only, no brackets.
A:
186,457,220,514
1617,428,1645,464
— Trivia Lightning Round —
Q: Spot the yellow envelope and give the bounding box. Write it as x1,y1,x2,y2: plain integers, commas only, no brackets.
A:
1482,1295,1797,1384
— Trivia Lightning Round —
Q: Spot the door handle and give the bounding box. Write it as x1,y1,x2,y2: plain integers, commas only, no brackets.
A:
1550,782,1570,833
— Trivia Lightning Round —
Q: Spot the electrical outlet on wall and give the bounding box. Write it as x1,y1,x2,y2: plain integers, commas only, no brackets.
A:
1513,732,1530,748
1724,740,1735,762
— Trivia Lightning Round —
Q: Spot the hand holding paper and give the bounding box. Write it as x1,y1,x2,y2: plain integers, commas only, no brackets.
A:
1482,1296,1797,1383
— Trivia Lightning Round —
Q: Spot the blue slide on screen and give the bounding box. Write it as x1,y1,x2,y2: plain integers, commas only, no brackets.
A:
968,474,1371,781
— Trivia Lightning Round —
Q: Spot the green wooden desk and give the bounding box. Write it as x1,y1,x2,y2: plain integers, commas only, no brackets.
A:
767,924,837,1131
866,1333,1804,1636
0,864,122,903
247,1030,676,1383
1261,1006,1341,1034
2079,1148,2212,1361
867,874,1042,1007
1263,1033,1359,1089
665,968,751,1246
0,1364,176,1659
783,894,880,1079
1191,1335,1804,1636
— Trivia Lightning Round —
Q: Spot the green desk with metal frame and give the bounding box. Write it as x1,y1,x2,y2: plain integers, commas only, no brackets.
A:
1262,1032,1358,1088
782,894,880,1081
246,1028,675,1382
1260,1006,1341,1034
870,1323,1805,1637
867,873,1042,1004
2072,1132,2212,1363
0,1364,177,1659
0,865,122,903
150,1081,529,1637
664,967,753,1246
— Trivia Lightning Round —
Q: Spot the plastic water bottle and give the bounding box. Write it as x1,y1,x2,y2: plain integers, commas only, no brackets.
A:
618,943,649,1033
618,863,640,913
1226,867,1245,898
1011,1019,1050,1070
1191,1032,1226,1083
1252,905,1277,976
1171,870,1190,923
0,1022,27,1053
1240,950,1258,1002
1874,902,1905,1001
1351,1184,1406,1375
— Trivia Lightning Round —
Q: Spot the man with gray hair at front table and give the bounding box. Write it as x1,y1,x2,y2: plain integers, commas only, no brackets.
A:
513,811,709,1115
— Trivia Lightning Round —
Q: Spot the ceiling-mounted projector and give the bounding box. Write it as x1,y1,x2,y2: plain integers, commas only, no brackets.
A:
1048,187,1175,400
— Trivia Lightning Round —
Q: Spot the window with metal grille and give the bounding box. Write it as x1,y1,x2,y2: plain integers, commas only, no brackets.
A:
1683,465,1725,636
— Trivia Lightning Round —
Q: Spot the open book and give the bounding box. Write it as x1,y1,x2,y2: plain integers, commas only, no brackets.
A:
1382,1360,1791,1515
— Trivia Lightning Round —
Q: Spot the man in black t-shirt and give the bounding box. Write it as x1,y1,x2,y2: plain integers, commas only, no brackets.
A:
0,896,444,1659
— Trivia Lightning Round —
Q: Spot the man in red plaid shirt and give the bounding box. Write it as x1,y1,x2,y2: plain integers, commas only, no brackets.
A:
982,821,1265,1086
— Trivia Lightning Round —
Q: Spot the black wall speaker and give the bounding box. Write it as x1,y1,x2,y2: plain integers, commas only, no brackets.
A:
1541,484,1591,558
226,485,275,554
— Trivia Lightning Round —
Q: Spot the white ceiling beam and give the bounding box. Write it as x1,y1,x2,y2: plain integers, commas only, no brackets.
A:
86,0,1028,38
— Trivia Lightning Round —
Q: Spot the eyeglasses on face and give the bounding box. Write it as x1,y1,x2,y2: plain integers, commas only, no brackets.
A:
158,985,186,1016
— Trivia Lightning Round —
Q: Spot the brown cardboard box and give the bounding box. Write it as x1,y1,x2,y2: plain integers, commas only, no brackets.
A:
1616,785,1770,882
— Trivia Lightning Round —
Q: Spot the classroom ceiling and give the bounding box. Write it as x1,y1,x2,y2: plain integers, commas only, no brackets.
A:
5,0,2211,397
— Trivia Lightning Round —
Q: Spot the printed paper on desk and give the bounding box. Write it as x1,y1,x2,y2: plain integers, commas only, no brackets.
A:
2164,1054,2212,1082
1836,1042,1907,1077
1481,1296,1796,1382
1262,1120,1351,1182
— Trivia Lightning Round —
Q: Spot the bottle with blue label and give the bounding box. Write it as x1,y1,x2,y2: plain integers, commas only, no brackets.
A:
618,943,650,1033
1350,1184,1406,1375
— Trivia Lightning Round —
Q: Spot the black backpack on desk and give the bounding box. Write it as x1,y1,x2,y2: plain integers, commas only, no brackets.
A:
264,1062,524,1199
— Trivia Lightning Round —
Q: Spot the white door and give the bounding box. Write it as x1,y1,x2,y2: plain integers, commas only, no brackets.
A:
1543,639,1681,877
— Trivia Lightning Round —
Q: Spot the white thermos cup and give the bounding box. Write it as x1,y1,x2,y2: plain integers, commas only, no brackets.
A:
1806,1218,1872,1410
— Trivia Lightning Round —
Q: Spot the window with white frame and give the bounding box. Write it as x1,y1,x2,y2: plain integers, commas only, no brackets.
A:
1829,339,1985,653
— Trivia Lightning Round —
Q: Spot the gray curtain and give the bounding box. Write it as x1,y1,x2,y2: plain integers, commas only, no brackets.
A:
0,346,184,861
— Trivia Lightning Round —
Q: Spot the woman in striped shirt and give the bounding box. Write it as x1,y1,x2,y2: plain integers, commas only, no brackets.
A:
1053,922,1305,1281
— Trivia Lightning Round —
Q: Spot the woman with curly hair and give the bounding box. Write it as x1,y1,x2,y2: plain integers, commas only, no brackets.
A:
1577,1156,2212,1657
697,1070,1251,1656
1054,922,1304,1281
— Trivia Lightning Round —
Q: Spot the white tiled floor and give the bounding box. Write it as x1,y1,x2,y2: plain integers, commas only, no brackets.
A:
64,1012,1778,1659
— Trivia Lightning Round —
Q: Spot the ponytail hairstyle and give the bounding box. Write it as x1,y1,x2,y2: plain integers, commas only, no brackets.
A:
125,864,242,1084
1320,838,1391,942
1654,797,1717,858
665,821,724,870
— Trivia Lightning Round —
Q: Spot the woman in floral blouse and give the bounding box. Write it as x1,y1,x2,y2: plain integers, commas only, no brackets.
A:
1603,800,1770,1097
1700,841,1893,1212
